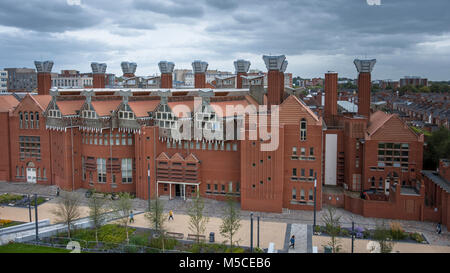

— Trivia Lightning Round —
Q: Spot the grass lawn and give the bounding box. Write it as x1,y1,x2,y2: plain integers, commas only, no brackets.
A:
0,243,71,253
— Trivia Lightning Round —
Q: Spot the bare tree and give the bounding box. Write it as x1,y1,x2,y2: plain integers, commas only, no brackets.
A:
87,190,109,244
220,195,241,251
187,194,209,244
113,192,133,244
52,191,82,239
321,206,342,253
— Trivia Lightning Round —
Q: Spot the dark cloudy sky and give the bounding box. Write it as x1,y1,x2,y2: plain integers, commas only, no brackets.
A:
0,0,449,80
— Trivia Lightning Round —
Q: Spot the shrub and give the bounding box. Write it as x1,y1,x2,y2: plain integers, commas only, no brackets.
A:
340,229,350,237
0,194,23,204
314,225,321,233
225,247,245,253
129,235,149,246
363,230,371,239
149,237,178,250
409,232,425,243
390,222,406,241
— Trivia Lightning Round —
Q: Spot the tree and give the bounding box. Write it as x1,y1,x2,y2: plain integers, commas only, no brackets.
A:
187,193,209,244
145,197,167,251
372,222,394,253
52,191,82,239
113,192,133,244
87,190,109,244
321,206,342,253
423,126,450,169
220,195,241,251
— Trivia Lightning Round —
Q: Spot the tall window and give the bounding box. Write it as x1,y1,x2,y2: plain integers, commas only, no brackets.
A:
122,158,133,183
122,133,126,145
115,134,120,145
24,112,28,129
309,189,314,200
292,188,296,199
300,118,307,141
97,158,106,183
300,189,305,200
128,134,133,145
35,112,39,129
82,157,86,181
292,147,297,155
19,112,23,129
292,168,297,176
310,147,314,156
30,112,34,129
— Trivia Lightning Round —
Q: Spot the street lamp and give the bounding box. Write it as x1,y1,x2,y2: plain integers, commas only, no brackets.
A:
313,172,317,232
250,212,254,253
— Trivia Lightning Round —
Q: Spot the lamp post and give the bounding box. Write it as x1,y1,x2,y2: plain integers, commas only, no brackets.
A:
313,172,317,232
351,221,355,253
34,194,39,242
250,212,254,253
28,194,32,222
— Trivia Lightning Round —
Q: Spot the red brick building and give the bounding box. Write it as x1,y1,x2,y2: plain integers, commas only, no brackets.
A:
0,55,441,229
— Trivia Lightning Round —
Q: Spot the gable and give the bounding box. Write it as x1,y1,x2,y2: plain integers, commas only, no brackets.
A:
279,95,321,125
370,115,420,142
12,95,47,116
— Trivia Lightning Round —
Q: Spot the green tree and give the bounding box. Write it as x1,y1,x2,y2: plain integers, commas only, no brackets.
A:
419,86,431,93
187,194,209,244
113,192,133,244
321,206,342,253
372,222,394,253
145,197,167,251
220,196,241,251
424,126,450,169
52,191,81,239
87,190,109,244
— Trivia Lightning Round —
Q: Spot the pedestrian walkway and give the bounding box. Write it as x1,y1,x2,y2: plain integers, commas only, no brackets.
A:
287,224,310,253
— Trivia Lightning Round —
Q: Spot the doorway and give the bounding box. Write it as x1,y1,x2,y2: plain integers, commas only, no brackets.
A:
26,162,36,184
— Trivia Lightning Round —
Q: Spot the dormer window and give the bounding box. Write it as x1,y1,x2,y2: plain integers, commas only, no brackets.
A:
48,109,61,118
119,110,135,120
82,110,97,119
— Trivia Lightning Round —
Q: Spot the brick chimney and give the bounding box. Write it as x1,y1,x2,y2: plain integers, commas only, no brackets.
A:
91,62,107,88
158,61,175,89
234,59,251,89
263,55,288,110
121,62,137,78
324,71,338,124
354,59,376,118
192,60,208,88
34,61,54,95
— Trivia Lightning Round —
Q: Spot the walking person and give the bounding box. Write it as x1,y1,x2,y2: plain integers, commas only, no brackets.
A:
168,210,174,221
437,222,442,234
289,235,295,249
129,210,134,223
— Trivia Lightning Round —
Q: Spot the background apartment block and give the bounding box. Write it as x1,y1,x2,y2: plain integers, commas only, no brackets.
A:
4,68,37,92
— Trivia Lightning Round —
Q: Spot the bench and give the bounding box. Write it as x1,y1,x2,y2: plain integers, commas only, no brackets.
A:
187,234,206,241
165,232,184,240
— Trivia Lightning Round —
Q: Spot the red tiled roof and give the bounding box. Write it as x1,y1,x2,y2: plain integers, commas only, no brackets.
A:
209,98,257,118
56,100,85,116
128,100,160,118
0,95,19,112
91,100,121,116
367,111,393,136
31,95,52,111
168,101,194,118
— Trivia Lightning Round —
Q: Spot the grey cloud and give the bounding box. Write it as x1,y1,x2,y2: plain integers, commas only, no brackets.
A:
133,0,204,18
0,0,102,33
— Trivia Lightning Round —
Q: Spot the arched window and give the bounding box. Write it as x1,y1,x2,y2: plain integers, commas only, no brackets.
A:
371,177,375,187
30,112,34,129
19,112,23,129
300,118,307,141
379,177,384,188
24,112,28,129
300,189,305,200
35,112,39,129
309,189,314,200
292,188,296,199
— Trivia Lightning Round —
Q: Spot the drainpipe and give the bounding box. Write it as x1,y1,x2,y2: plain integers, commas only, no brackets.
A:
71,118,75,191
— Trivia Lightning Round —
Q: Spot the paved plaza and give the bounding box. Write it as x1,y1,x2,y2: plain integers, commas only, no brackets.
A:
1,181,450,252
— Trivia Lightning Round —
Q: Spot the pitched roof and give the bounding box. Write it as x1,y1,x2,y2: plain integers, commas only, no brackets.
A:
279,95,320,124
367,111,393,136
0,95,19,112
156,152,170,161
167,100,194,118
209,98,257,118
31,95,52,111
128,100,160,118
185,153,199,163
91,100,121,116
56,100,85,116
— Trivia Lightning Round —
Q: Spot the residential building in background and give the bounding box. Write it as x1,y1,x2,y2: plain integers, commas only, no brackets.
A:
0,70,8,93
4,68,37,92
400,76,428,87
51,70,93,88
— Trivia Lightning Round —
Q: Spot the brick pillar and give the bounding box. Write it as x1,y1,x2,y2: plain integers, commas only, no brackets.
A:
158,61,175,89
34,61,53,95
121,62,137,78
192,60,208,89
324,71,338,123
354,59,376,118
263,55,288,110
91,62,107,88
234,59,251,89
